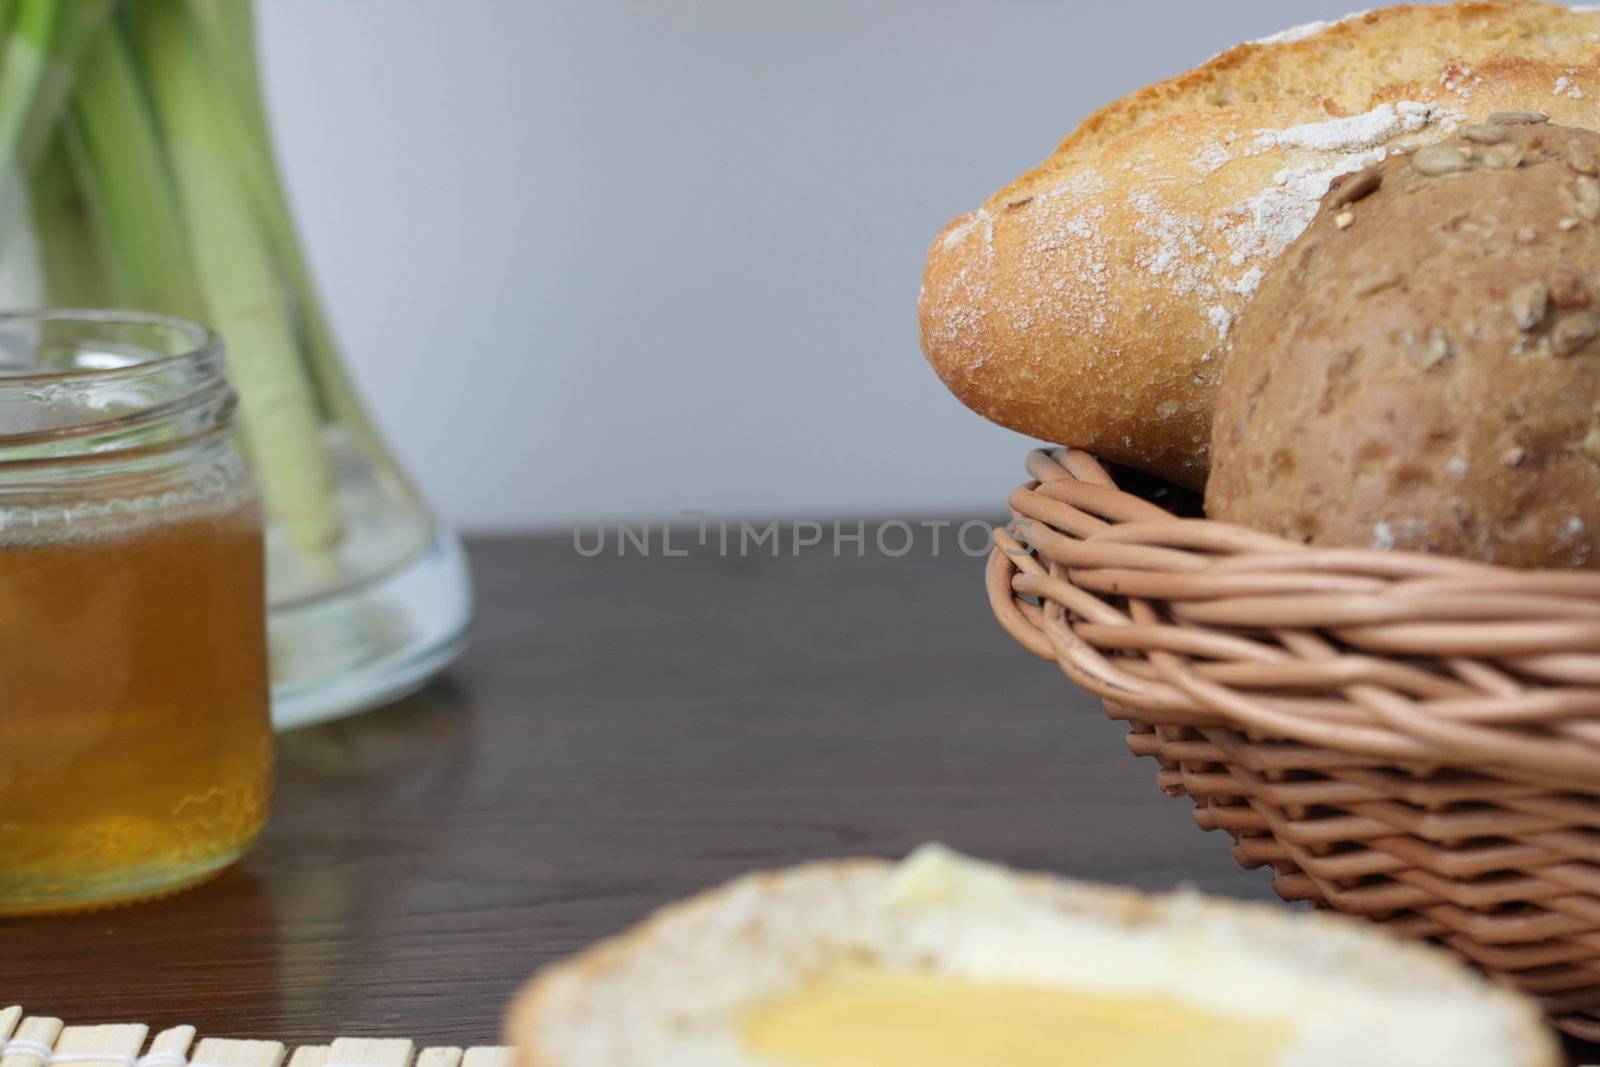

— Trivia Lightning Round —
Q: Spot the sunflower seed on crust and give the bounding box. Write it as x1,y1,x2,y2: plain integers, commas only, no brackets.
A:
1328,166,1382,207
1489,110,1549,125
1573,177,1600,221
1551,266,1590,308
1509,282,1549,330
1412,144,1472,176
1568,140,1600,175
1554,312,1600,355
1462,124,1507,144
1483,143,1526,169
1422,326,1452,368
1351,265,1401,297
1585,426,1600,461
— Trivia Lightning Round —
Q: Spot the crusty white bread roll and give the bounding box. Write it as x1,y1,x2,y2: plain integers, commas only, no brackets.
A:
919,1,1600,488
506,846,1557,1067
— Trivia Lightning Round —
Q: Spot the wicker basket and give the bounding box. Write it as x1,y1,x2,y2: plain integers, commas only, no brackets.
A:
989,447,1600,1039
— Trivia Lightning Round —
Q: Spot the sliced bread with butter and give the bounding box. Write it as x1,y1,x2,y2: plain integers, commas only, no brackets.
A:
507,846,1558,1067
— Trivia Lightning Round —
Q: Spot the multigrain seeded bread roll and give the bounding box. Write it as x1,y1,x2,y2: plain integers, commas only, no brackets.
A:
1207,118,1600,568
919,1,1600,489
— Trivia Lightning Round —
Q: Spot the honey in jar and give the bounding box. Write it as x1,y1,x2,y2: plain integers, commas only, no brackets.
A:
0,311,272,914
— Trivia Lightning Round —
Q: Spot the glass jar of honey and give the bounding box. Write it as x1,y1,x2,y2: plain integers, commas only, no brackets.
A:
0,311,272,914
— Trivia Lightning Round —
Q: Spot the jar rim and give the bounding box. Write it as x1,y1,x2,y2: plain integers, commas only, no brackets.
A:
0,309,236,472
0,308,220,383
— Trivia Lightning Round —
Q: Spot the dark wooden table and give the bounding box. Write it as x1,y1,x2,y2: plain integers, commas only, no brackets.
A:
6,533,1596,1063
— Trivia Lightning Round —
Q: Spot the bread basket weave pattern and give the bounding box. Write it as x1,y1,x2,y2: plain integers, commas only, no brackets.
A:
989,447,1600,1039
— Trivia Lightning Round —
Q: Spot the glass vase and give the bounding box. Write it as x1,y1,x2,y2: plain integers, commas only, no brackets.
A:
0,0,471,728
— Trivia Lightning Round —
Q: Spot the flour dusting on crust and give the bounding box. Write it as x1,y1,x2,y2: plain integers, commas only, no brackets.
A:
926,99,1464,372
1134,102,1463,333
1253,100,1443,152
1226,102,1463,267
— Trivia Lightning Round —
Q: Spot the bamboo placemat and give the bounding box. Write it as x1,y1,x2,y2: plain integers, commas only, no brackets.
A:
0,1008,511,1067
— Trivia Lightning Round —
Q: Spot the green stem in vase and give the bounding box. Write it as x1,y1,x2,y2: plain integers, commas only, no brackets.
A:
129,0,342,560
182,0,393,460
27,123,115,308
0,0,60,176
63,18,205,323
0,0,116,189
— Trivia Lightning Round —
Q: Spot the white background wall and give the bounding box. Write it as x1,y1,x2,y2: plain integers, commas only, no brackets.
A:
257,0,1343,531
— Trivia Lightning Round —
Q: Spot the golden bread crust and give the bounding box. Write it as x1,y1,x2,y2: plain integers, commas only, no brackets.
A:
920,1,1600,487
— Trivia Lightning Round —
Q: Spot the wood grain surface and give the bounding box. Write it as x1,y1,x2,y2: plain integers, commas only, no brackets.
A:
4,532,1594,1063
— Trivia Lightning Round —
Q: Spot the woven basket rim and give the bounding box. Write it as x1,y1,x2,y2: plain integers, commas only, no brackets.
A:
991,446,1600,1037
988,447,1600,787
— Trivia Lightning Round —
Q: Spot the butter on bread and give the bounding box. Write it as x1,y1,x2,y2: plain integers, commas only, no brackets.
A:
506,846,1557,1067
919,1,1600,488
